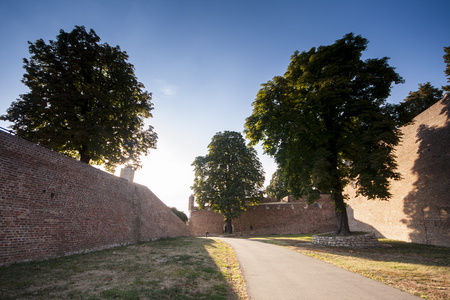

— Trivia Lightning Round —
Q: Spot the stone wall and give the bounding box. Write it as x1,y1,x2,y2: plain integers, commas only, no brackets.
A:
312,233,380,248
188,195,338,236
0,130,190,265
345,95,450,247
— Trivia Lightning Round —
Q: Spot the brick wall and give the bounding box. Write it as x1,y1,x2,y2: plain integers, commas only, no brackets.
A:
188,95,449,247
188,195,338,236
0,131,190,265
345,95,450,247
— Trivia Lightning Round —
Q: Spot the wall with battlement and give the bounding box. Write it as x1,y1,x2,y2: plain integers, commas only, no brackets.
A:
345,95,450,247
0,130,190,265
189,195,338,236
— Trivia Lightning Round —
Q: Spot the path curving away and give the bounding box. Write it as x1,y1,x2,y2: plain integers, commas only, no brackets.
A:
217,237,420,300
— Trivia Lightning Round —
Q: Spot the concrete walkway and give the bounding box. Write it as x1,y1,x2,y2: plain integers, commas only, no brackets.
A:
217,237,420,300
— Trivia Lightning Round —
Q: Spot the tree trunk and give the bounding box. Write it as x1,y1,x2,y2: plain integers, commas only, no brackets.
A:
328,136,351,236
79,145,91,164
334,192,351,235
225,218,233,234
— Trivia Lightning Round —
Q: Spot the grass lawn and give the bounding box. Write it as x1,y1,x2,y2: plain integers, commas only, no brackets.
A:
1,235,447,299
0,237,248,300
250,234,450,300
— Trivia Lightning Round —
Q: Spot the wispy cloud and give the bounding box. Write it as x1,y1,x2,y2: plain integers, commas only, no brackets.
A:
155,79,177,97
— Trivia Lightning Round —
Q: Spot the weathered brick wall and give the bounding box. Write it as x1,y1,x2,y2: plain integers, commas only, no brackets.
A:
188,209,224,236
0,131,190,265
189,195,338,236
189,96,449,247
345,95,450,247
133,184,190,241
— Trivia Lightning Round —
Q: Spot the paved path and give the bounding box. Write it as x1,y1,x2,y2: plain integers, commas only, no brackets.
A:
217,237,420,300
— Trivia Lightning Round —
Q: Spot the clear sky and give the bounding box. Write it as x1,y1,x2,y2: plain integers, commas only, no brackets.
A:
1,0,449,214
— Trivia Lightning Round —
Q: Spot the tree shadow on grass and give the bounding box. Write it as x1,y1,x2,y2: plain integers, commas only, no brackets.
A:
249,235,449,268
0,237,240,300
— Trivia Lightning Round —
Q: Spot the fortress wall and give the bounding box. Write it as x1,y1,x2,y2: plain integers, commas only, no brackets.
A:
345,95,450,247
189,195,338,236
133,184,190,240
0,130,190,265
189,96,449,247
188,209,224,236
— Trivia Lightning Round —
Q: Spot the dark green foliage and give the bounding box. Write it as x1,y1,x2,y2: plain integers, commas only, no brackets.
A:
395,82,443,125
191,131,265,234
266,169,290,200
245,33,404,235
443,46,450,92
170,207,188,223
0,26,157,172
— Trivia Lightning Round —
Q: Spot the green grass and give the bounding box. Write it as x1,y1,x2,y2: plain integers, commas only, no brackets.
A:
0,237,248,299
250,234,450,300
4,234,445,299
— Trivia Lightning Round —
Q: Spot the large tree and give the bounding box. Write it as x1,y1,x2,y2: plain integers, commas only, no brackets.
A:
191,131,265,234
1,26,157,172
245,33,404,235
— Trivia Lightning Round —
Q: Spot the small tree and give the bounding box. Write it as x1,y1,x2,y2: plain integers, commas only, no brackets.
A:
443,46,450,92
266,169,290,200
1,26,157,172
245,33,404,235
170,207,188,223
191,131,265,234
395,82,443,125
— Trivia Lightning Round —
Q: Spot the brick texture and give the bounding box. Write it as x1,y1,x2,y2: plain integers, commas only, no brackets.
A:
0,131,190,265
189,95,449,247
345,94,450,247
189,195,338,236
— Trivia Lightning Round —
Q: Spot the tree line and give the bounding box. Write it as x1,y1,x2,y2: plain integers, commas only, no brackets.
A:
1,27,448,235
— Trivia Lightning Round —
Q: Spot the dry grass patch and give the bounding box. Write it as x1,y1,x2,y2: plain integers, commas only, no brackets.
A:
0,237,247,299
205,238,248,300
251,234,449,300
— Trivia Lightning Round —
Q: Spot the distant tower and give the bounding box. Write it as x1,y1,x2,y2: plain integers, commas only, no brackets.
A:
120,166,135,183
188,195,195,212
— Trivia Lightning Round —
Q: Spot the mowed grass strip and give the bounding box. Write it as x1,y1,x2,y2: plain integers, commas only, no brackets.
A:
250,234,449,300
0,237,248,300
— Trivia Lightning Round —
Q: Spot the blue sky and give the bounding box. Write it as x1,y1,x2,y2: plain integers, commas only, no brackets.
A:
1,0,449,213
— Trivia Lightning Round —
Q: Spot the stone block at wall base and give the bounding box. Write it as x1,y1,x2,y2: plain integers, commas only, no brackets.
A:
312,232,381,248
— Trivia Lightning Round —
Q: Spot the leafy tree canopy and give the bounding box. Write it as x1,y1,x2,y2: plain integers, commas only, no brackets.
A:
1,26,157,172
191,131,265,234
443,46,450,92
395,82,443,125
266,169,290,200
245,33,404,235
